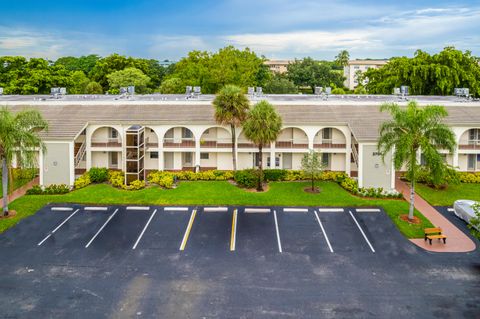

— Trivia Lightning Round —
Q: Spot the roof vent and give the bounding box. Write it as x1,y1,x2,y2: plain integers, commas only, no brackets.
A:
51,87,66,99
454,88,470,98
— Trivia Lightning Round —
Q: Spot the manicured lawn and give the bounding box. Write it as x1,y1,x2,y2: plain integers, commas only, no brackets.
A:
415,183,480,206
0,177,32,197
3,181,433,238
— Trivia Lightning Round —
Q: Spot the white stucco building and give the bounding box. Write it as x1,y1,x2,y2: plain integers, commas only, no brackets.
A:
344,60,389,90
4,94,480,190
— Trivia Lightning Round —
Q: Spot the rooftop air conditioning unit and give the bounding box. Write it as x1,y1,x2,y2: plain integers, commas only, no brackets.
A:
314,87,323,95
248,87,255,95
0,87,3,95
127,86,135,95
120,87,128,94
186,86,192,95
193,86,201,95
256,87,263,95
400,86,409,95
454,88,469,97
325,87,332,95
59,87,67,95
393,87,401,95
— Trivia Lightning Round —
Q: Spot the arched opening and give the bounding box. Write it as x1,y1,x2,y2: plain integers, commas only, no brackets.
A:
91,126,122,147
163,127,195,148
200,127,232,148
313,127,346,149
275,127,308,149
90,126,122,171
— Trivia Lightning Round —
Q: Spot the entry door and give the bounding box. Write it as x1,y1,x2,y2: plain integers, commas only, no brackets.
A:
282,153,292,169
467,154,476,171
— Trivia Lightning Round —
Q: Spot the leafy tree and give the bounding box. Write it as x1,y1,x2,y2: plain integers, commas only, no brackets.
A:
331,88,346,94
0,108,48,216
158,77,184,94
287,57,345,93
264,75,298,94
68,71,90,94
243,100,282,191
85,81,103,94
54,55,100,74
334,50,350,68
106,67,150,93
377,101,456,220
301,150,325,191
468,203,480,239
89,54,133,90
365,47,480,96
213,85,250,171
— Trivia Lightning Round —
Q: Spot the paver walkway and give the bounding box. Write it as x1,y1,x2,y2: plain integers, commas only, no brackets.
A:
396,179,476,252
0,177,39,208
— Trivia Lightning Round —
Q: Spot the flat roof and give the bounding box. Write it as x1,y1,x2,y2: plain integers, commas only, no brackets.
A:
3,94,480,142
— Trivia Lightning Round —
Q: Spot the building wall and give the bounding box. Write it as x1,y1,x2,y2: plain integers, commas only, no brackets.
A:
42,142,72,186
91,152,108,168
360,144,393,190
145,152,159,170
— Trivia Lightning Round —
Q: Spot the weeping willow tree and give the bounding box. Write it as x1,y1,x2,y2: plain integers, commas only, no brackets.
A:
377,101,456,221
0,107,48,216
365,47,480,97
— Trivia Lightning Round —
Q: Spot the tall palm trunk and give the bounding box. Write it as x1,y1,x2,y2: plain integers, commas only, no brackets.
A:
2,158,9,216
257,145,263,191
408,150,416,221
231,124,237,171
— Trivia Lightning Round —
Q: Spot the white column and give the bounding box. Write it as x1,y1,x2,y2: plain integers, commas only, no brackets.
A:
358,144,363,188
69,142,75,186
195,138,201,172
270,142,276,168
39,147,44,186
453,147,459,168
345,132,351,174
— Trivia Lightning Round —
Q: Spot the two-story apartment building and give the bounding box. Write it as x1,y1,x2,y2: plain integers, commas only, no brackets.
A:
3,94,480,190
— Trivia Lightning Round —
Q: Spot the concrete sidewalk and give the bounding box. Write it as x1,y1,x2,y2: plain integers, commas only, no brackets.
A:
0,177,39,208
396,179,476,253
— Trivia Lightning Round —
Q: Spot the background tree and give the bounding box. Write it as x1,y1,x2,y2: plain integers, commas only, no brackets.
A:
85,81,103,94
0,108,48,216
68,71,90,94
54,55,100,74
158,77,184,94
334,50,350,68
264,74,298,94
377,101,456,220
106,67,151,93
213,85,250,171
243,100,282,191
301,150,325,192
287,57,345,93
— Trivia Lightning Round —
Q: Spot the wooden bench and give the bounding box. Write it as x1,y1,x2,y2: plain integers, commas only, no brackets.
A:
424,227,447,245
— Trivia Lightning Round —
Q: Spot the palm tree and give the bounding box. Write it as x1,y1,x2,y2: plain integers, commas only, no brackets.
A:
377,101,456,220
335,50,350,68
0,107,48,216
213,85,250,171
243,100,282,191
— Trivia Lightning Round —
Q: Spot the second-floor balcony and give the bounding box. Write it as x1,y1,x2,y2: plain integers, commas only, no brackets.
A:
314,139,346,149
200,138,233,148
459,140,480,150
275,139,308,149
91,138,122,148
163,138,195,148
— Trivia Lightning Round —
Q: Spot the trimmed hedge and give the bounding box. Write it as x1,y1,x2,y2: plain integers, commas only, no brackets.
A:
459,172,480,183
26,184,70,195
233,169,258,188
89,167,109,183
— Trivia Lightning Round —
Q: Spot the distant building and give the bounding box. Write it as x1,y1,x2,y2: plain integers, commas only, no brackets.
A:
264,60,293,74
159,60,176,68
344,59,388,90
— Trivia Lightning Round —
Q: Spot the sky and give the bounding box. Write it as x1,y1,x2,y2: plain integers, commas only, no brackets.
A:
0,0,479,61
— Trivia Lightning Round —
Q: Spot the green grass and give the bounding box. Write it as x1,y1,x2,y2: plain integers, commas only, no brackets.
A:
0,178,32,197
415,183,480,206
2,181,433,238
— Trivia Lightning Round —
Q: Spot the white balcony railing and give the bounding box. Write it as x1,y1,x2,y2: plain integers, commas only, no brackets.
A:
91,138,122,147
163,138,195,148
200,138,233,148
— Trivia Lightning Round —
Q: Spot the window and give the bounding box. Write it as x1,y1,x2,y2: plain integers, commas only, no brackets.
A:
184,152,193,164
468,154,476,170
200,152,209,160
109,128,118,139
321,153,330,167
469,129,480,142
182,128,193,139
150,152,159,159
110,152,118,166
322,128,332,140
354,66,360,69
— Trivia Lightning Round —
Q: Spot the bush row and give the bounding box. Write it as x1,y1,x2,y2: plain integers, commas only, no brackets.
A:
341,178,403,199
459,172,480,183
73,168,146,191
26,184,70,195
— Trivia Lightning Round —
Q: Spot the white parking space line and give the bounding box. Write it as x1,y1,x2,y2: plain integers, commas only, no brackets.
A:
204,207,228,212
273,210,283,253
447,208,454,212
283,208,308,213
164,207,189,212
318,208,344,212
38,209,80,246
51,207,73,211
314,210,334,253
84,207,109,211
126,206,150,211
179,209,197,251
85,209,119,248
356,208,381,213
132,209,157,250
348,210,375,253
245,208,271,213
230,209,238,251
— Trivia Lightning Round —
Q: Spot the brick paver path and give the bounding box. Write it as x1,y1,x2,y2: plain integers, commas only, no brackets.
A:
396,179,476,252
0,177,39,208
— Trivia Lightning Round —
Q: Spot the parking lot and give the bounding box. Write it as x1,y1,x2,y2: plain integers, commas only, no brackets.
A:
0,204,479,318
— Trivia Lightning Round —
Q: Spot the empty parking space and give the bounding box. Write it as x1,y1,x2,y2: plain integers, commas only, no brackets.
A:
185,207,233,252
135,207,192,251
318,209,375,253
236,207,279,254
84,207,152,250
276,208,331,254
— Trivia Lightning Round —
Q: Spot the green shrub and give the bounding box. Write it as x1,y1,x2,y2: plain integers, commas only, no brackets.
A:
11,168,37,180
26,185,43,195
122,179,146,190
74,173,91,189
147,171,174,188
234,169,258,188
27,184,70,195
404,166,460,188
108,170,125,188
264,169,288,181
331,88,346,94
89,167,109,183
459,172,480,183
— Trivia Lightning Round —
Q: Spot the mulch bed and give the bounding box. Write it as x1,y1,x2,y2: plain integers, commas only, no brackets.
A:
400,214,422,224
0,210,17,219
304,187,321,194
